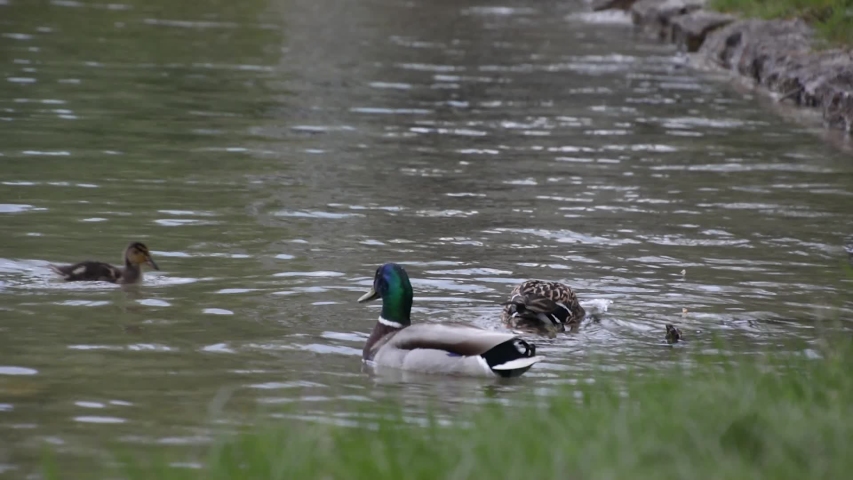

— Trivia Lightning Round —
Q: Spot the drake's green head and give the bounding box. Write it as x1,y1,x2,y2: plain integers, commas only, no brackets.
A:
357,263,413,326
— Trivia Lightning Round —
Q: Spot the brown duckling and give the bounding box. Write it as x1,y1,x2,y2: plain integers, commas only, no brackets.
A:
49,242,159,284
665,324,683,344
501,280,585,335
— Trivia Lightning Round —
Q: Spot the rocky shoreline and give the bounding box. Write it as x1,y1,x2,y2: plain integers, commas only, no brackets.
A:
591,0,853,135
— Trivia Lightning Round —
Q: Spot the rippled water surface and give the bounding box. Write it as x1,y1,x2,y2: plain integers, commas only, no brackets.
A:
1,0,852,475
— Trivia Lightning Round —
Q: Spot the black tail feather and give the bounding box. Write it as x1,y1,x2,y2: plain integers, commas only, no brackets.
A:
481,338,538,378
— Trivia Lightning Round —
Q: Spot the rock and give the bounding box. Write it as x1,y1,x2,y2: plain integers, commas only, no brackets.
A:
820,71,853,132
701,19,853,133
699,19,811,78
671,10,736,52
630,0,666,26
793,56,853,132
623,0,853,135
631,0,706,39
590,0,639,11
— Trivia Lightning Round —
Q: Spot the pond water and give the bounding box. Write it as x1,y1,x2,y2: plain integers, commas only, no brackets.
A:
1,0,851,475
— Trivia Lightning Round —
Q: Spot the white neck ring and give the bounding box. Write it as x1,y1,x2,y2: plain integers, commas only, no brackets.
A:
378,316,403,329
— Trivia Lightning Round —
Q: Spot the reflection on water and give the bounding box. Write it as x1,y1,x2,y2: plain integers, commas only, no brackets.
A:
1,0,852,474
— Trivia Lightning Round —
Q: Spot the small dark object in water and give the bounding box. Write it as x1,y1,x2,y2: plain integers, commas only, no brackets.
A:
665,324,683,344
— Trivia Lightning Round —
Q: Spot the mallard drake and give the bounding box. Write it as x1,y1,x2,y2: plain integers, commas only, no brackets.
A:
500,280,585,335
665,324,682,344
357,263,542,378
49,242,159,284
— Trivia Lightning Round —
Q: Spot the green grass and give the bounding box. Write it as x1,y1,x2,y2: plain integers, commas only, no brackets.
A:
711,0,853,45
65,333,853,480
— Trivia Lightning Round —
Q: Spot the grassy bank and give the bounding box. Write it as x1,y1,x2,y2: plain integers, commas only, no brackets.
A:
711,0,853,45
70,335,853,480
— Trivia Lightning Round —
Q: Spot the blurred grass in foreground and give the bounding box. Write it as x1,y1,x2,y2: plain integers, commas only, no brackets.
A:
711,0,853,45
47,327,853,480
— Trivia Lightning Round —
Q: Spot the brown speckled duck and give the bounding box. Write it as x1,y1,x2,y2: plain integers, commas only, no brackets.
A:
501,280,585,335
49,242,159,284
358,263,542,378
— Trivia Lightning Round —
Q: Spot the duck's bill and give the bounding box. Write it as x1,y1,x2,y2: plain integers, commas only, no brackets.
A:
146,256,160,270
357,287,379,303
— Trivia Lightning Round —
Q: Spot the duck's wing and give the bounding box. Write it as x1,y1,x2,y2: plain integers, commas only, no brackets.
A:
504,293,565,323
547,283,585,319
507,280,585,323
49,261,121,283
377,323,541,377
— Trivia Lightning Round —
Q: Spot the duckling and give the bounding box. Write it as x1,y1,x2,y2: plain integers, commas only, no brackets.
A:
358,263,542,378
500,280,585,335
49,242,159,284
665,324,682,344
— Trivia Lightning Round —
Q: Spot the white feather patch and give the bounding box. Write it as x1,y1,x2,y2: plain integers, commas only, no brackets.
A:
72,266,86,275
378,316,403,329
476,356,497,376
491,356,543,371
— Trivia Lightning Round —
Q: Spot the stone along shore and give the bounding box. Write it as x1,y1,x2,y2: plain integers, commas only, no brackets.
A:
592,0,853,135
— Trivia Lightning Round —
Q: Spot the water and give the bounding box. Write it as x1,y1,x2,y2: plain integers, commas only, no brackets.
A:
1,0,852,474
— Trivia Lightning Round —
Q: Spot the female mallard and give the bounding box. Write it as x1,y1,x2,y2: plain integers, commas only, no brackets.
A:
49,242,159,284
500,280,585,335
357,263,542,378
